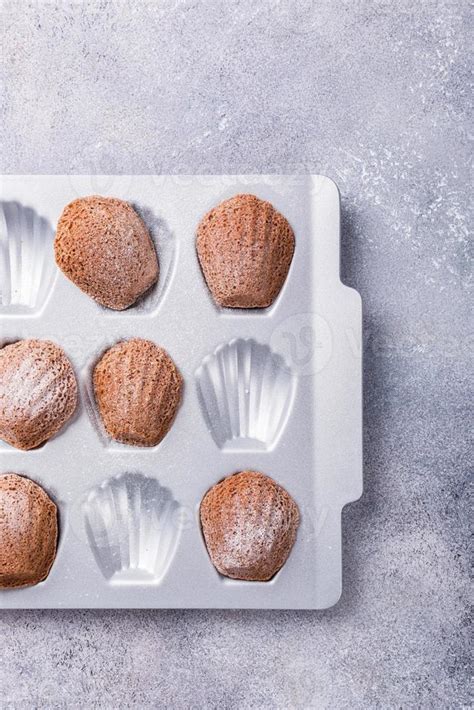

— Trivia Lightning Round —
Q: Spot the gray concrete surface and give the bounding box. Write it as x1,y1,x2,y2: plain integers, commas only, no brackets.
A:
0,0,471,708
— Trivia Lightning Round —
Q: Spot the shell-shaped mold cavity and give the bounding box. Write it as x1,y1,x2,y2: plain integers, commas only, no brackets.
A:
83,473,182,585
196,338,295,450
0,202,56,314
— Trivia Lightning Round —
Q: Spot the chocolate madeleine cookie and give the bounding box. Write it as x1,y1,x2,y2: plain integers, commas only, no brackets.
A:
93,338,182,446
196,194,295,308
55,196,159,310
0,340,78,450
200,470,300,581
0,474,58,589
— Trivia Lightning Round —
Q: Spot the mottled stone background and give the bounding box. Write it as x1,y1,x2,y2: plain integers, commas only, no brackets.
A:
0,0,471,708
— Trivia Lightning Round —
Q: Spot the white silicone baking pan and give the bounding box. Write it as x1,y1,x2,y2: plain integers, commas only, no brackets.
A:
0,174,362,609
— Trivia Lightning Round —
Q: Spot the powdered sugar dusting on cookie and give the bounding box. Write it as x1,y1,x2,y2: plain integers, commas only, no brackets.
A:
0,340,78,450
200,470,299,581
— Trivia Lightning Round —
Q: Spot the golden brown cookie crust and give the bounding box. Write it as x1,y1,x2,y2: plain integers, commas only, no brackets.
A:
200,470,300,581
0,473,58,589
93,338,183,447
196,193,295,308
0,339,78,450
55,196,159,310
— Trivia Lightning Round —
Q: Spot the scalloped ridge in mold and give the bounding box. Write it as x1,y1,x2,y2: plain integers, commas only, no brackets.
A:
196,338,295,450
83,473,182,584
0,202,56,313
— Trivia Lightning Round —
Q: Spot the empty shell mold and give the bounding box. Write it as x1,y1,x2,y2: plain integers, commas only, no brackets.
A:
0,202,56,314
196,338,295,450
83,473,182,584
0,175,362,610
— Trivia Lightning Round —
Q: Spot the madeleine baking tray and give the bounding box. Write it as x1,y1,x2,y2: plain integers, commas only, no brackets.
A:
0,175,362,609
